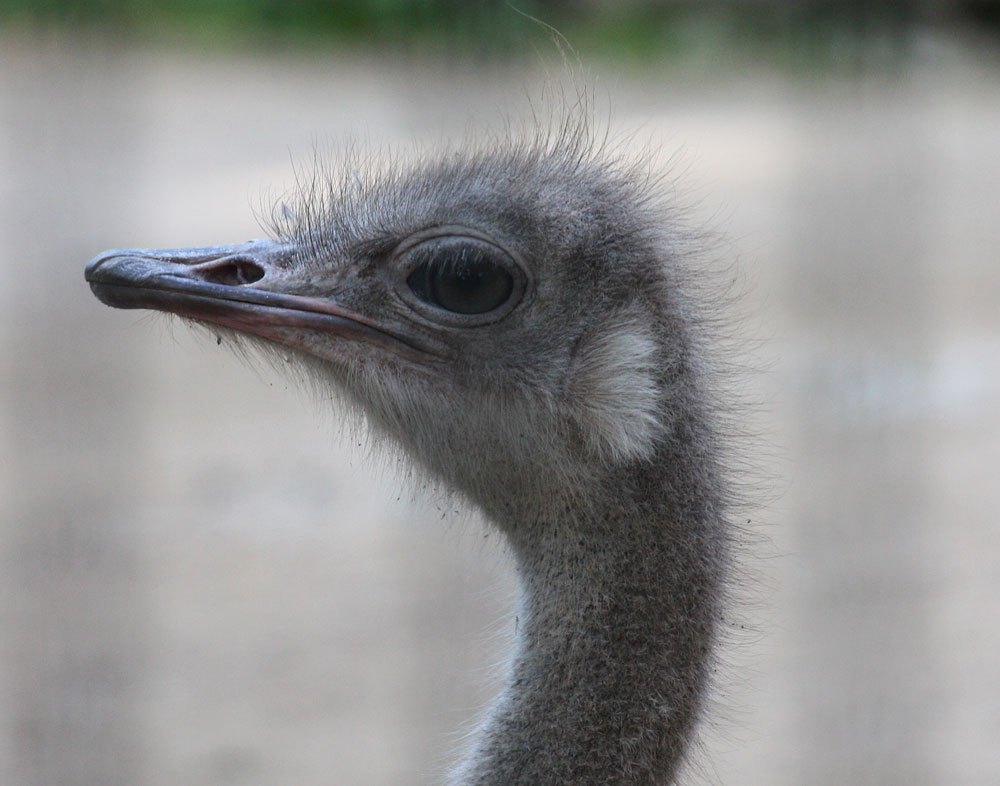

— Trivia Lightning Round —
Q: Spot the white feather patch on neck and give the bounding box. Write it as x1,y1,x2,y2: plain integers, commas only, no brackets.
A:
566,309,665,464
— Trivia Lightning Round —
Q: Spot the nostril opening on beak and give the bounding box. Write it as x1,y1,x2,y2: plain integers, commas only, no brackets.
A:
198,258,266,286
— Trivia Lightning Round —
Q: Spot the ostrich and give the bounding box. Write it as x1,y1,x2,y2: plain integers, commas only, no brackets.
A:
85,118,735,785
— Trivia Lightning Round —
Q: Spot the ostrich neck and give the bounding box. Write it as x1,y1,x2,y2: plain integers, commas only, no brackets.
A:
455,448,726,786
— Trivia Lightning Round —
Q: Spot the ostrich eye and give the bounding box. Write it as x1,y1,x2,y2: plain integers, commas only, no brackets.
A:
406,238,516,315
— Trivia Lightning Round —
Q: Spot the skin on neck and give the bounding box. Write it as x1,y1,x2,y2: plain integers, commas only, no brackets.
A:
453,437,727,786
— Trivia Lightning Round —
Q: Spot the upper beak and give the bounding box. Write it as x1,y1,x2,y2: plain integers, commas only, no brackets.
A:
85,239,428,358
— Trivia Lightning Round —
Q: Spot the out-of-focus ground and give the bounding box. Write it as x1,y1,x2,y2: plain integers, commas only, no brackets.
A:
2,31,999,786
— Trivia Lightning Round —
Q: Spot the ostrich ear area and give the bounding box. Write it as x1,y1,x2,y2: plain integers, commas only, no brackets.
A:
564,313,665,463
84,240,435,361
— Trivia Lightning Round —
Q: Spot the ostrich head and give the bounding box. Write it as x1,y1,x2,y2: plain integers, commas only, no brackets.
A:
86,119,730,785
87,127,707,532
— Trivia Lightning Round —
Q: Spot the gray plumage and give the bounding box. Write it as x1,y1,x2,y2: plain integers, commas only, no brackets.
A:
86,114,734,785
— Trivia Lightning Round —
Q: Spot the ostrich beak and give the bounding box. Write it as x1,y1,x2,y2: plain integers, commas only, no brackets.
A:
85,240,428,358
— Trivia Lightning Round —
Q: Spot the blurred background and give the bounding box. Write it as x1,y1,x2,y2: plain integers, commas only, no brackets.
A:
2,2,999,784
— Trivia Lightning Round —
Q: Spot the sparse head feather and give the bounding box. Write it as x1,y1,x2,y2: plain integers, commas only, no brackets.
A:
251,108,717,527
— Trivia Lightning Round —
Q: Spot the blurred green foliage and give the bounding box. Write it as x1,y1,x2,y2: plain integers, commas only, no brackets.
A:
1,0,995,66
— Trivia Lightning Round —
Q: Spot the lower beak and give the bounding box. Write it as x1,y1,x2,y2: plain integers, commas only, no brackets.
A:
85,239,426,358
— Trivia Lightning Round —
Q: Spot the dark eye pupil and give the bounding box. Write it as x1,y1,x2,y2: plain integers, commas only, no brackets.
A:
407,241,515,315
